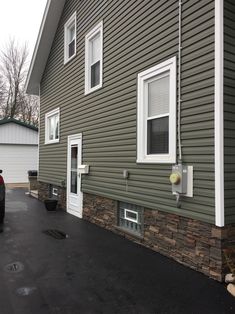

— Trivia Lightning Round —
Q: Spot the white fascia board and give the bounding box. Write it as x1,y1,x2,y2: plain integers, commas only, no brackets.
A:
215,0,224,227
25,0,66,95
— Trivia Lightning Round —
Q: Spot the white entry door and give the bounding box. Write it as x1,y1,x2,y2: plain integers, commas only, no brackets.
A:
67,134,83,218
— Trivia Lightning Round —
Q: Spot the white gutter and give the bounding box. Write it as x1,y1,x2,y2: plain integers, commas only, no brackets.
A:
215,0,224,227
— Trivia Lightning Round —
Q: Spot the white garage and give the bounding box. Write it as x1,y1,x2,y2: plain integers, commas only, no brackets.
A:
0,118,38,183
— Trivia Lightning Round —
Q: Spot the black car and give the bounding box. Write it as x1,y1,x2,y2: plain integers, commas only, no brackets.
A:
0,170,5,232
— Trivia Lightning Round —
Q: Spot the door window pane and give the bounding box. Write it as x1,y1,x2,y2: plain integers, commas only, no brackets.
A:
71,146,77,169
70,145,78,194
70,171,77,194
148,73,169,117
147,116,169,154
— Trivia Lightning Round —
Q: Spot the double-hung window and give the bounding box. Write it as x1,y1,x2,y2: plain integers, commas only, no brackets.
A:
64,12,76,64
137,57,176,163
85,21,103,94
45,108,60,144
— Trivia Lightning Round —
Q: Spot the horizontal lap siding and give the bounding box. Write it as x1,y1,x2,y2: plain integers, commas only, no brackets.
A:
40,0,215,223
224,0,235,224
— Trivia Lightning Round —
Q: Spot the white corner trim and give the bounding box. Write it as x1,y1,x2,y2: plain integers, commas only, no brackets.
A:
215,0,224,227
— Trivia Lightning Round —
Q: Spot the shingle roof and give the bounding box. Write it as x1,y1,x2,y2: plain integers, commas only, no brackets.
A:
0,118,38,132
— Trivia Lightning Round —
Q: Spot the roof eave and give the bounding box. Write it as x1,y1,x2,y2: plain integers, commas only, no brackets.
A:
25,0,66,95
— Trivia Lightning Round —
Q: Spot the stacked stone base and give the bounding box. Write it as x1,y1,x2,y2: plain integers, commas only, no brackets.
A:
38,181,235,281
83,193,235,282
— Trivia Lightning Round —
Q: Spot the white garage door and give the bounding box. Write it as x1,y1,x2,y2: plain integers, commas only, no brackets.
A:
0,144,38,183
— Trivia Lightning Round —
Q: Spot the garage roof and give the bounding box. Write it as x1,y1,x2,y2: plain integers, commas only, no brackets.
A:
25,0,66,95
0,118,38,132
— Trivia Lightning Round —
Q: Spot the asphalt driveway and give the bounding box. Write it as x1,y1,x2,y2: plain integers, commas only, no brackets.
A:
0,188,235,314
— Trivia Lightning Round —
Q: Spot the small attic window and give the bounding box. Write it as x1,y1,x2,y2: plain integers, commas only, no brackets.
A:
64,12,76,64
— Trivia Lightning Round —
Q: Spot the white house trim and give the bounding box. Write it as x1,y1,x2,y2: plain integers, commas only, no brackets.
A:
215,0,224,227
85,21,103,95
45,107,60,144
25,0,66,95
137,57,176,164
64,12,77,65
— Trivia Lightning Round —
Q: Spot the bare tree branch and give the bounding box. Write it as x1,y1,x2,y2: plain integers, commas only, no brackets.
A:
0,38,39,126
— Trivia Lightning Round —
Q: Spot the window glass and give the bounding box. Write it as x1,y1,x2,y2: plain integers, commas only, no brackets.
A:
137,57,176,163
64,13,76,63
85,22,103,94
69,25,75,42
91,61,100,88
148,73,169,117
70,145,78,194
55,116,59,139
46,109,59,143
91,34,100,64
118,202,143,236
147,116,169,154
49,117,54,140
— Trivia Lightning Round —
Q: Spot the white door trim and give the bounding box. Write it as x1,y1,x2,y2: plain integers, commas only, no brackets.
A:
67,133,83,218
215,0,224,227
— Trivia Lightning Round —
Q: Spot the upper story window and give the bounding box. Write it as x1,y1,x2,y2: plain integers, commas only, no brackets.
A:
85,21,103,94
45,108,60,144
137,57,176,163
64,12,76,64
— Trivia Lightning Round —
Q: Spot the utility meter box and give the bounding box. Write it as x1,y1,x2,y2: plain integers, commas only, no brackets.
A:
78,165,89,174
170,164,188,195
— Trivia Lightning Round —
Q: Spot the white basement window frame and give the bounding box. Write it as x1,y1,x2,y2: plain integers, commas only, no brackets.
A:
45,108,60,144
124,208,139,223
64,12,76,64
137,57,176,164
85,21,103,95
52,187,58,196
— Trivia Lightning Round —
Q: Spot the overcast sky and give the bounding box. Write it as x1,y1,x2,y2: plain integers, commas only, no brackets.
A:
0,0,47,63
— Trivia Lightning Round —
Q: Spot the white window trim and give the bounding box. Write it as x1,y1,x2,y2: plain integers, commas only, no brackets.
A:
124,208,138,223
137,57,176,164
45,107,60,144
64,12,76,64
85,21,103,95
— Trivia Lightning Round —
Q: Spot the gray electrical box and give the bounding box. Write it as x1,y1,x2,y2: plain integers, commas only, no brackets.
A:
170,164,188,194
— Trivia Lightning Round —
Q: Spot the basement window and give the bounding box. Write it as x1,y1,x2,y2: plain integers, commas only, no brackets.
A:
52,188,58,196
118,202,143,236
64,12,76,64
85,21,103,94
137,57,176,163
45,108,60,144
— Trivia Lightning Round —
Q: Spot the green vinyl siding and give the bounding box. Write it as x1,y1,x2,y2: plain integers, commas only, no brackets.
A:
224,0,235,224
39,0,215,223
